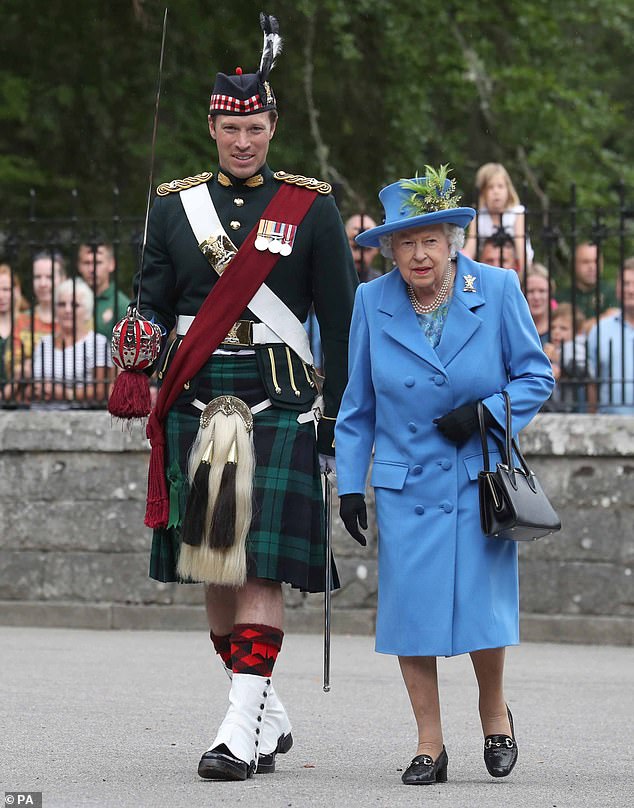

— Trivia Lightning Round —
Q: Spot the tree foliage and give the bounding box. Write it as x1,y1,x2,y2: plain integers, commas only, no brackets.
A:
1,0,633,228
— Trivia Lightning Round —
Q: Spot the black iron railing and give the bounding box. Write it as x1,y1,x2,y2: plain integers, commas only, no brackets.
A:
2,185,634,413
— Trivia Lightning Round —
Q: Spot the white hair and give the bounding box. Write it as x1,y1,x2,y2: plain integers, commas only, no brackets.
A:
57,277,94,319
379,223,466,260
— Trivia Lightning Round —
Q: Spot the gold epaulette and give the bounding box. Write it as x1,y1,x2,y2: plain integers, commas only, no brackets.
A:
156,172,213,197
273,170,332,196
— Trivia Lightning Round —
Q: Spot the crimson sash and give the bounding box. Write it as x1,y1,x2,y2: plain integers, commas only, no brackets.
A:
145,182,318,528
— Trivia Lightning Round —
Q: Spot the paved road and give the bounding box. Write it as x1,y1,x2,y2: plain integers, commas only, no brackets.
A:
1,627,632,807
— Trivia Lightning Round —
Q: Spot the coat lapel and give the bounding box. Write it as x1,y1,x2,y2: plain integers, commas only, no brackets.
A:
378,270,445,372
436,254,485,367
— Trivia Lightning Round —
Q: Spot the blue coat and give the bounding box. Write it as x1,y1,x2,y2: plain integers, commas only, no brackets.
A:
335,254,554,657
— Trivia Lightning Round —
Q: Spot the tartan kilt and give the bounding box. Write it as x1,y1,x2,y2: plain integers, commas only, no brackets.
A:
149,352,339,593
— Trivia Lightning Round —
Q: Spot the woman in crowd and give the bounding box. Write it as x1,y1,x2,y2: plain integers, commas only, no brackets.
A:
526,263,556,345
32,277,113,403
0,263,26,400
16,250,67,359
463,162,533,272
335,166,553,785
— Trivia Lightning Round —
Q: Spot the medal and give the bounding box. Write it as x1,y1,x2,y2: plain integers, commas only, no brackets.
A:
280,223,297,256
255,219,297,256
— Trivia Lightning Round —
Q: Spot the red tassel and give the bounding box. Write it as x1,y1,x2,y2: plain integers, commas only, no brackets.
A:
145,412,169,528
108,370,152,419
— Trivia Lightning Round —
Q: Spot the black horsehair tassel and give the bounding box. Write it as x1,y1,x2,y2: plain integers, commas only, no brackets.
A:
180,440,213,548
209,440,238,549
259,12,282,80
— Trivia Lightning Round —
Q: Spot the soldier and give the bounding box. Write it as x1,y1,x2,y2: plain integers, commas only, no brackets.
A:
131,14,357,782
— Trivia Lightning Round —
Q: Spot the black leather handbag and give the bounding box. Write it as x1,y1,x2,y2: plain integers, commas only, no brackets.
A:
477,391,561,541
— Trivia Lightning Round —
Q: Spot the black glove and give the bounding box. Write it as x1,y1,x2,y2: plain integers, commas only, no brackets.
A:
433,402,480,444
339,493,367,546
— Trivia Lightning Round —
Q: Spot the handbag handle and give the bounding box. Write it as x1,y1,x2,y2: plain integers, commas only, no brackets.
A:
477,400,491,472
478,391,536,490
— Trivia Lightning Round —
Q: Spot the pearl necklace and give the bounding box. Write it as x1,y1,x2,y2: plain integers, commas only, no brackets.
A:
407,261,455,314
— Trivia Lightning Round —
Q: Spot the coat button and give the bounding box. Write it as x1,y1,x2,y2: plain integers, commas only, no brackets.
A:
433,375,445,386
438,458,452,471
415,505,425,515
230,220,241,230
408,422,417,433
439,500,454,513
233,197,244,207
411,465,423,475
404,376,415,387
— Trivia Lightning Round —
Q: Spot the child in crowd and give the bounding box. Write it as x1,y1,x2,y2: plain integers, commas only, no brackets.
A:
543,303,588,412
464,162,533,272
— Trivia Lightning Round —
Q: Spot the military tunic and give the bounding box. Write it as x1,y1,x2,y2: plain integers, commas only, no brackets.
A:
137,164,358,589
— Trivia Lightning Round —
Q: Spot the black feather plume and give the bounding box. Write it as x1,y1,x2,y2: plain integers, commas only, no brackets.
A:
259,12,282,80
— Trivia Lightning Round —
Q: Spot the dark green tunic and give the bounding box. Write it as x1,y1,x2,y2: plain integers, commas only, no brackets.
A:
137,164,358,589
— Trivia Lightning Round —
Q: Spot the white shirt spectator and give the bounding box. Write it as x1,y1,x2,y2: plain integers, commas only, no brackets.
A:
32,331,112,383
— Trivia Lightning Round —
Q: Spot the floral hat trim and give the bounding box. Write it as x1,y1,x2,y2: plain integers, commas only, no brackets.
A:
399,164,462,217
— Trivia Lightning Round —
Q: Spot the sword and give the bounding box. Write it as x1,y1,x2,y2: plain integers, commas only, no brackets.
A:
323,468,332,692
135,7,169,313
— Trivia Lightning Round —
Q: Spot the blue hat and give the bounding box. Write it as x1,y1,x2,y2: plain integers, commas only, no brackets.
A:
356,167,475,248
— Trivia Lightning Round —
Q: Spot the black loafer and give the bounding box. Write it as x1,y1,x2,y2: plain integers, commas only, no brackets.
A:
256,731,294,774
198,744,255,781
401,746,448,785
484,706,518,778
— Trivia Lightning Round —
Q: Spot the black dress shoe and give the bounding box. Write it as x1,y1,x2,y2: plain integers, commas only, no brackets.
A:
401,746,448,785
256,731,294,774
198,744,255,781
484,706,518,778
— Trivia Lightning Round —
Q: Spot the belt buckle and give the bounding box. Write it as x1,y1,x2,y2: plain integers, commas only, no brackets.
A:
223,320,253,347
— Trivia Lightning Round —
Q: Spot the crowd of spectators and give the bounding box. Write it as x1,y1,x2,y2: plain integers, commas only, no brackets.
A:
0,243,123,406
1,173,633,413
457,162,631,414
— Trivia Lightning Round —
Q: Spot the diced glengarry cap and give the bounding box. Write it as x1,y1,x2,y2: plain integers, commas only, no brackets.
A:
208,13,282,117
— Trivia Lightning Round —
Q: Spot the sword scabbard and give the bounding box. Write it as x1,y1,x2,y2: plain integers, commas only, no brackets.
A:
323,469,332,692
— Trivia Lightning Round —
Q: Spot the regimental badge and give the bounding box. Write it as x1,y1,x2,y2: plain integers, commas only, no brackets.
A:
263,81,275,105
463,274,477,293
254,219,297,256
199,234,238,275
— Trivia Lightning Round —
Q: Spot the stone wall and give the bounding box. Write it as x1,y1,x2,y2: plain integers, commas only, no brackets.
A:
0,411,632,644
